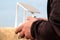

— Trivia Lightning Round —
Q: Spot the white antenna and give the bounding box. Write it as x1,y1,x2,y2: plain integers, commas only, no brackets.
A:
15,4,18,27
15,2,40,28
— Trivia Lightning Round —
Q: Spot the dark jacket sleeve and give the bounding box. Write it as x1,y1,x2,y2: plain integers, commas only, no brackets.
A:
31,0,60,40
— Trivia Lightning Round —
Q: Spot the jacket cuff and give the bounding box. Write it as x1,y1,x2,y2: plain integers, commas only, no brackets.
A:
31,20,44,39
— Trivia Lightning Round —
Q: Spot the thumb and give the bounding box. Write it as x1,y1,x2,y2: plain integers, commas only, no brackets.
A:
15,23,24,34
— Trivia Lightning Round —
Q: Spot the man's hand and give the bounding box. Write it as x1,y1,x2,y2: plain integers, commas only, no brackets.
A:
15,16,48,40
15,17,37,40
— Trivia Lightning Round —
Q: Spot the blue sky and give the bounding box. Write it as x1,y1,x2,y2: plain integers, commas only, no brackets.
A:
0,0,47,27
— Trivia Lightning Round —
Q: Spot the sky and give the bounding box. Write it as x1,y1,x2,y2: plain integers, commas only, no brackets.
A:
0,0,47,27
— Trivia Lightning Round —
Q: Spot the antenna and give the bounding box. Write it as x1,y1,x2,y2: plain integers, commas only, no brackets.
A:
15,1,40,28
15,4,18,27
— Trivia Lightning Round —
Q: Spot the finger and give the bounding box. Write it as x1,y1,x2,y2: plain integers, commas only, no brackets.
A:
26,38,35,40
25,34,34,40
26,39,30,40
18,31,25,39
25,31,33,39
15,27,22,34
15,24,24,34
25,31,30,39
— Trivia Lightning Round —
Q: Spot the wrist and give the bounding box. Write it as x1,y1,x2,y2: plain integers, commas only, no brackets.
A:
31,20,44,39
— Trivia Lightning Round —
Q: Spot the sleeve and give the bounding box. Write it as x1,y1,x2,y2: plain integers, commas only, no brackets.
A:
31,0,60,40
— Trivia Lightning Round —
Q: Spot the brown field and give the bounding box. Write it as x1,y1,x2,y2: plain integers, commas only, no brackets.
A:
0,27,26,40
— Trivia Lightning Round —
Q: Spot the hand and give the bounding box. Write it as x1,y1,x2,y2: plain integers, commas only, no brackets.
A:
15,16,48,40
15,16,37,40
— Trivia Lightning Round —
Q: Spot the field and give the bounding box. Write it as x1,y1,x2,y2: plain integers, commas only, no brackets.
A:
0,27,26,40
